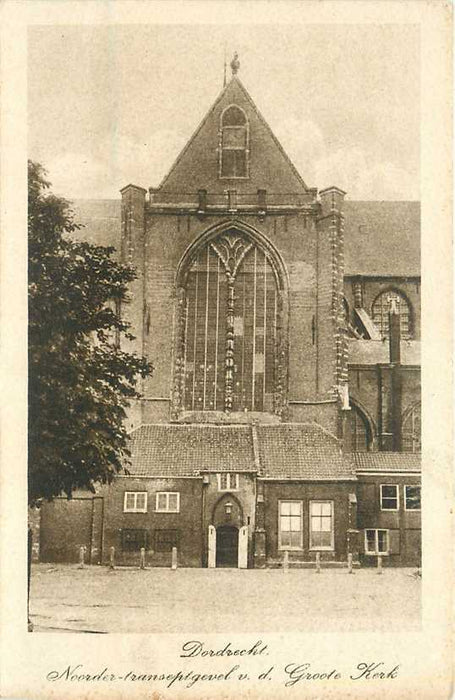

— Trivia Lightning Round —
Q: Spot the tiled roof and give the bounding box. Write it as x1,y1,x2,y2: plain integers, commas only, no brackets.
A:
68,199,420,279
353,452,421,472
344,201,420,277
348,339,421,366
256,424,356,481
125,423,357,481
71,199,121,252
127,424,255,476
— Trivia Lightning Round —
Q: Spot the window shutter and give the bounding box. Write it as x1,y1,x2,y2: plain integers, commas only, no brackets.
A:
389,529,400,554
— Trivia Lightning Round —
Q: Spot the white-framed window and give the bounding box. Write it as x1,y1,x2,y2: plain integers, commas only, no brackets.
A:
365,529,389,555
217,473,239,491
404,485,421,511
155,492,180,513
380,484,399,511
278,501,303,550
123,491,147,513
309,501,334,550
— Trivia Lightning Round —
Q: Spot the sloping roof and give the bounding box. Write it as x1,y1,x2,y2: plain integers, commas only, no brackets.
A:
153,76,307,197
127,424,255,476
354,452,421,472
71,199,121,252
126,423,356,481
348,339,421,366
158,75,308,193
256,424,356,481
66,199,420,279
344,201,420,277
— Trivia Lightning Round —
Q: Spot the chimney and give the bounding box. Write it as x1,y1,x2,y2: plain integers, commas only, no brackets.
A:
198,189,207,212
257,189,267,212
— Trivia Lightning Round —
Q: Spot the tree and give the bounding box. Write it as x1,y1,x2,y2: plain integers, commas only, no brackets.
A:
28,161,152,505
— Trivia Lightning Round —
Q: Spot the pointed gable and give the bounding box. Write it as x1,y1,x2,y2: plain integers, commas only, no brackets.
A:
157,76,308,195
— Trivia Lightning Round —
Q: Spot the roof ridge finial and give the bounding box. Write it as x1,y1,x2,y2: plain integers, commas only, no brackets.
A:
230,52,240,77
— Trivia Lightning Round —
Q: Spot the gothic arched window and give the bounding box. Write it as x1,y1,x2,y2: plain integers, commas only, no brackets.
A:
346,403,372,452
371,289,412,339
220,105,249,179
402,402,421,453
180,229,282,413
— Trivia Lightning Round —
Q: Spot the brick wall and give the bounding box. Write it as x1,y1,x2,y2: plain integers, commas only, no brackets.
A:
120,185,147,431
40,495,96,563
201,472,256,567
357,474,421,566
158,79,306,196
263,481,353,564
349,365,421,450
102,477,203,567
344,277,421,340
129,207,343,433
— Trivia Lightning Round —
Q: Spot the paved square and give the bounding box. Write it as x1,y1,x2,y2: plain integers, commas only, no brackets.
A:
29,564,421,634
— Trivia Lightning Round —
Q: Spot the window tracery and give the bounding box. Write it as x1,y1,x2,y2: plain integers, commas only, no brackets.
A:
371,289,412,339
173,228,286,415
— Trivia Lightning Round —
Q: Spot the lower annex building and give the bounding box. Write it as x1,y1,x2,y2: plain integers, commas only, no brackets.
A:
34,59,421,568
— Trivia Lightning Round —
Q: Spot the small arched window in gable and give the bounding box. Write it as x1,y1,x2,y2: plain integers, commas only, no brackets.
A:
402,402,421,453
220,105,249,179
371,289,412,340
346,403,372,452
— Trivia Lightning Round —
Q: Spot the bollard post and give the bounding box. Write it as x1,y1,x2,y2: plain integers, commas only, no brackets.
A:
347,553,353,574
283,550,289,573
78,546,85,569
377,555,382,574
109,546,115,570
171,546,178,571
140,547,146,570
315,551,321,573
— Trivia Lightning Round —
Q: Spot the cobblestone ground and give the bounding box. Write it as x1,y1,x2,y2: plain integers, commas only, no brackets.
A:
29,564,421,634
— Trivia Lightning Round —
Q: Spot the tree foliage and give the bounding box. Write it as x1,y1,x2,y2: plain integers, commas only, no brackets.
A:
28,161,152,505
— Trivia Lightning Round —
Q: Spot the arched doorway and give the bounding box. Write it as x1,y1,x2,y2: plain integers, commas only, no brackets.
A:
216,525,239,568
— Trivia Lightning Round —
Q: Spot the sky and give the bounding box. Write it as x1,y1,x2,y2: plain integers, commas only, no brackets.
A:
28,24,420,201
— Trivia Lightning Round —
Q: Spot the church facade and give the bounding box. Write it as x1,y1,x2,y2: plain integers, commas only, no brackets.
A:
36,63,421,569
